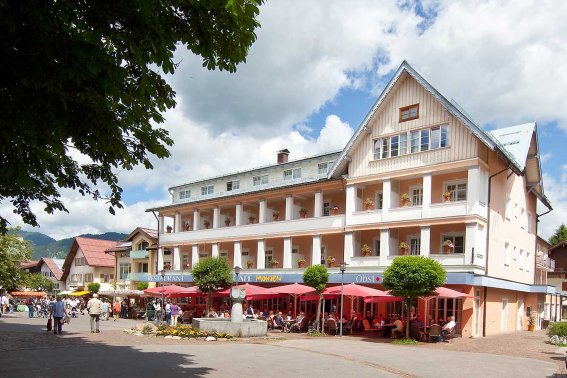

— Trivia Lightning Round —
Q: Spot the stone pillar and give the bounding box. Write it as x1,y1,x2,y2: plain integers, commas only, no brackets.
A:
285,195,293,220
212,243,219,258
465,222,477,265
158,216,165,234
174,212,181,233
213,206,220,229
173,246,181,270
257,239,266,269
314,191,323,217
344,232,354,264
468,165,481,212
420,226,430,256
193,210,200,231
312,235,322,266
283,237,292,268
230,287,245,323
259,199,267,224
380,229,390,266
234,241,242,268
235,203,243,226
383,179,391,214
191,245,199,267
345,184,356,224
157,247,164,271
422,173,432,218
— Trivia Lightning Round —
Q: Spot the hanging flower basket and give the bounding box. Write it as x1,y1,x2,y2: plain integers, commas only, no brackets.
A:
299,208,308,218
361,244,372,257
246,260,254,269
399,242,409,256
327,256,336,267
363,198,374,210
270,260,280,268
443,191,451,202
297,259,306,268
272,210,280,221
401,193,410,207
443,240,454,254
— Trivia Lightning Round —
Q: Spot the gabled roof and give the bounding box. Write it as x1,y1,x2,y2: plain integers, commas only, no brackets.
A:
39,257,64,281
125,227,158,242
61,237,119,281
328,60,551,210
550,240,567,253
105,242,132,253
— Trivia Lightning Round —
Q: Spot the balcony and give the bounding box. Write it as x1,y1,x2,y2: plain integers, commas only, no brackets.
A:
161,214,345,244
130,249,149,259
536,253,555,272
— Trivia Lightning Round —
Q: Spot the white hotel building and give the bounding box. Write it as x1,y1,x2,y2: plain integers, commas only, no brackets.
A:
142,62,557,336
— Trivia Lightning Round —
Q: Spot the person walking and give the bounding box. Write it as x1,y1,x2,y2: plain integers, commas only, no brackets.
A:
165,300,172,326
51,296,67,335
170,302,181,326
101,299,109,321
86,294,102,333
113,299,121,321
27,298,35,318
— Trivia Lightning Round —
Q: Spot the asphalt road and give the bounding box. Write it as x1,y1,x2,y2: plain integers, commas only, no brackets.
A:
0,312,558,378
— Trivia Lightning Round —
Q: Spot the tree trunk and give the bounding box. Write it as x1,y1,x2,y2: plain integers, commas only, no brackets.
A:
315,293,322,333
206,293,211,316
405,297,411,339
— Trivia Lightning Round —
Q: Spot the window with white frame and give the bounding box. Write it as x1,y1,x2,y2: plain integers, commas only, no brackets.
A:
283,168,301,181
375,191,383,210
201,185,214,195
119,263,131,280
441,234,465,254
226,180,239,191
83,273,94,283
409,237,421,255
253,174,269,186
137,241,149,250
410,186,423,206
265,249,273,267
100,273,113,283
70,274,82,283
179,189,191,200
318,161,334,174
292,247,300,254
444,181,467,201
504,242,510,266
137,262,149,273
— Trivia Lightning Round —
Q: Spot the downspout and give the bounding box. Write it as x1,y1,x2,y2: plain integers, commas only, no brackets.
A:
483,165,511,337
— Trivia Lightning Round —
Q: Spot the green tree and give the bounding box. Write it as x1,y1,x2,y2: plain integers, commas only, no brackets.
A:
137,282,149,291
0,1,263,234
549,224,567,246
23,273,54,292
303,265,329,333
87,282,101,293
382,256,446,339
191,257,233,314
0,228,32,291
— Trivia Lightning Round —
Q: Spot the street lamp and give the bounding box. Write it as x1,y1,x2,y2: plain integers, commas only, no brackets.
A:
160,269,166,324
339,262,347,337
234,266,241,286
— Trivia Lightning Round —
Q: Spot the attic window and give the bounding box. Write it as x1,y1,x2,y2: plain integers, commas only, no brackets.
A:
400,104,419,122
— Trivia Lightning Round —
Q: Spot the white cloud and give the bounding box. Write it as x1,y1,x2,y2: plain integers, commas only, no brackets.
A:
539,172,567,240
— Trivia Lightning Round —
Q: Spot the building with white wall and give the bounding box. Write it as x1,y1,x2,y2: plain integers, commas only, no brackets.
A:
37,257,65,292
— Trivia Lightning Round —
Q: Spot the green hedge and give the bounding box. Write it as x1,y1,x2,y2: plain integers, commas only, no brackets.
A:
548,322,567,337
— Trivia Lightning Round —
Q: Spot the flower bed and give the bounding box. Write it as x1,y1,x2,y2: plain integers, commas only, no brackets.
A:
155,324,233,339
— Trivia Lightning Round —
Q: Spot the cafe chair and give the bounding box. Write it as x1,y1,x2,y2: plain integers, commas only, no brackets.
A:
428,324,442,342
326,318,337,336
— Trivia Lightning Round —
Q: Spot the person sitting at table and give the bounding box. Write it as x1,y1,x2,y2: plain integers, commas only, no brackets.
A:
438,318,446,326
391,316,404,339
274,312,287,332
441,316,456,341
365,311,373,323
289,311,305,333
411,315,424,328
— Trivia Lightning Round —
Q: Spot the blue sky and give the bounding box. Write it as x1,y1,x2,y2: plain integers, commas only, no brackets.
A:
5,1,567,240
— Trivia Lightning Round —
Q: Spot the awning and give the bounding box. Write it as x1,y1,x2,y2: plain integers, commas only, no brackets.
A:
98,289,144,297
10,291,46,297
68,291,90,296
59,291,72,295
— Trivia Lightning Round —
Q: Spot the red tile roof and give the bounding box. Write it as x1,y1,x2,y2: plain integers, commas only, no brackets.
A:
125,227,158,242
61,237,119,281
41,257,63,281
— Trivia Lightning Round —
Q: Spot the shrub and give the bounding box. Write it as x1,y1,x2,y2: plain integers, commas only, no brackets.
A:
87,282,100,293
137,282,149,290
155,325,232,339
548,322,567,337
141,325,154,335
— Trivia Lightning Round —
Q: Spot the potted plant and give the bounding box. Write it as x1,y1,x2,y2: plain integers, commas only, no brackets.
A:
248,216,255,224
443,240,454,254
224,218,231,227
297,258,306,268
246,260,254,269
299,208,308,218
183,221,192,231
272,210,280,221
363,197,374,210
331,205,339,215
443,191,452,202
327,256,337,268
165,262,171,271
203,220,210,229
166,225,173,233
399,242,409,255
528,311,537,331
270,259,280,268
401,193,410,207
361,244,372,257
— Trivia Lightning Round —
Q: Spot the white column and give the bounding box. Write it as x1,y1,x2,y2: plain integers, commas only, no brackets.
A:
158,216,165,234
235,203,243,226
173,246,181,270
345,184,356,224
422,173,432,218
157,247,164,271
259,199,267,224
420,226,430,256
383,179,391,214
213,206,220,229
312,235,322,266
174,212,181,233
193,210,200,231
211,243,219,258
380,229,390,266
257,239,266,269
465,222,477,265
233,241,242,268
344,232,354,264
283,237,292,268
285,195,293,220
191,245,199,267
468,166,481,213
314,191,323,217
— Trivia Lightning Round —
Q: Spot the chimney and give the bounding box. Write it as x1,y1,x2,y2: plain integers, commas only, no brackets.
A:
277,149,290,164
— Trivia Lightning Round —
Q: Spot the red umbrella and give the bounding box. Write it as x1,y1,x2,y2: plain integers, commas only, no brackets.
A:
216,283,277,300
325,283,391,298
430,287,472,299
144,285,186,297
268,283,315,317
168,286,204,298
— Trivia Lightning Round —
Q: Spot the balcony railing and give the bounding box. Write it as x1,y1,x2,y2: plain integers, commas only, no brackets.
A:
130,249,149,259
536,253,555,271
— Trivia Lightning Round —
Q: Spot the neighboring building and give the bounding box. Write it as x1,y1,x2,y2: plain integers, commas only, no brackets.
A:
146,61,555,336
548,240,567,319
105,227,157,290
37,257,65,293
19,260,40,273
61,237,119,291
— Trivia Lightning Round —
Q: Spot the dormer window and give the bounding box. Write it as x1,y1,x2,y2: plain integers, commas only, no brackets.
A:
179,189,191,199
399,104,419,122
283,168,301,181
201,185,214,195
226,180,239,191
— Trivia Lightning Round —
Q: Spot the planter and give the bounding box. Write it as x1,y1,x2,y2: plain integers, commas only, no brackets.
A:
400,248,409,256
364,204,373,211
299,213,307,218
247,263,254,269
362,251,372,257
401,199,410,207
298,262,305,268
443,246,453,254
224,220,231,227
248,217,255,224
273,215,279,221
328,262,336,268
528,324,536,332
443,196,451,203
331,209,339,215
166,227,172,233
